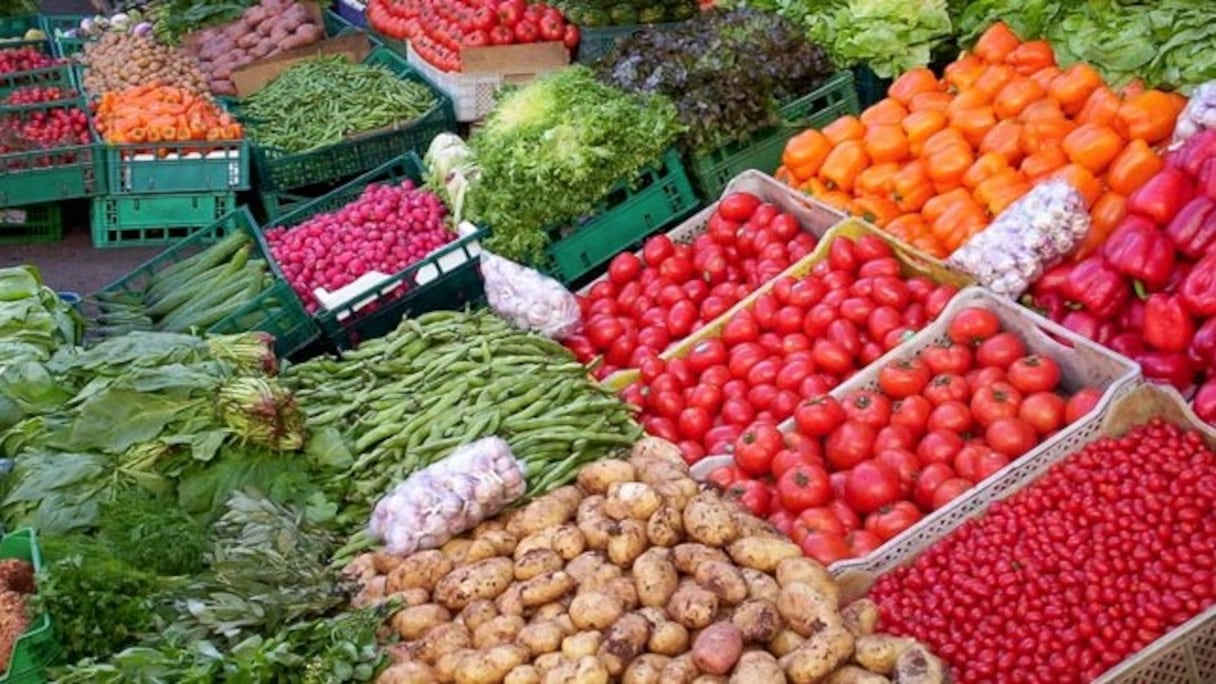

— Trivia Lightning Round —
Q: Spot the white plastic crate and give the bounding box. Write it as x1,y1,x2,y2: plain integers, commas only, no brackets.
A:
692,287,1142,564
405,43,565,122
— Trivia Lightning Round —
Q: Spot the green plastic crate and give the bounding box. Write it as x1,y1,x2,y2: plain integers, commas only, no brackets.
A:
90,192,237,248
0,528,61,684
0,63,76,99
243,47,456,204
0,96,101,207
853,64,890,108
102,136,249,195
575,20,691,64
686,70,860,199
0,203,62,245
0,15,50,54
264,152,487,350
256,175,360,222
541,148,699,286
42,15,88,59
91,207,321,357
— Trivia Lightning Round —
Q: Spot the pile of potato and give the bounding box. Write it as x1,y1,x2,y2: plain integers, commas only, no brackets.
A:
80,32,209,96
186,0,324,95
345,438,948,684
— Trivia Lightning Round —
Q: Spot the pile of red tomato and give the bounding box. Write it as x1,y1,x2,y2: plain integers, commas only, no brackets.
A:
618,233,959,462
708,305,1103,567
564,192,821,377
367,0,578,73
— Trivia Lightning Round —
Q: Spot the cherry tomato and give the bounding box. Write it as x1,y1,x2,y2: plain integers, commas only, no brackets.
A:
722,311,761,346
1007,355,1063,394
948,306,1001,346
976,332,1028,369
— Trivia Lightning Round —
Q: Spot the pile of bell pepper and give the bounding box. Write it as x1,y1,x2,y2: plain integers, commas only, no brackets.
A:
1025,129,1216,423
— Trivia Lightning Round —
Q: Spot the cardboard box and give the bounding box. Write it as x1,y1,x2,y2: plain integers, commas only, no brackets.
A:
230,31,373,97
459,41,569,74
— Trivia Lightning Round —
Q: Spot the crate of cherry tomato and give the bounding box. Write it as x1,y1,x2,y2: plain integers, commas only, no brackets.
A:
564,170,847,387
616,218,973,466
0,88,100,208
829,382,1214,684
0,46,75,98
695,285,1137,567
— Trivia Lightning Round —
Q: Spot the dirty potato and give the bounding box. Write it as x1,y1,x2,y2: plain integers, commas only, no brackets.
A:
780,625,855,684
514,549,562,581
825,665,893,684
842,598,879,637
607,518,649,566
621,653,671,684
666,582,718,630
604,481,662,521
739,567,781,603
691,621,744,675
632,547,679,608
520,571,576,608
853,635,919,675
415,622,473,664
729,651,785,684
564,551,606,583
638,607,691,656
776,557,840,606
577,459,638,495
518,621,565,658
646,504,684,547
597,612,651,675
569,591,625,631
893,644,948,684
452,644,528,684
459,599,497,632
653,477,698,511
472,614,526,650
768,628,804,657
504,664,542,684
435,557,514,610
693,560,749,605
375,661,435,684
672,543,730,575
391,603,451,640
683,492,740,546
730,599,784,643
387,550,453,594
560,630,603,659
495,583,525,617
508,486,581,537
550,524,586,560
779,582,844,637
728,537,803,573
659,653,700,684
534,601,569,621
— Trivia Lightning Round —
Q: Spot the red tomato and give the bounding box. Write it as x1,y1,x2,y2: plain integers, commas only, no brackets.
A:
846,529,884,556
1065,387,1103,423
642,234,675,267
871,275,910,309
917,429,964,465
722,311,761,347
796,506,848,537
718,192,761,222
826,319,863,356
735,423,784,475
1007,355,1063,394
706,465,742,490
874,424,917,452
799,374,833,399
922,341,974,375
931,477,973,509
781,333,813,356
685,339,727,373
773,306,806,335
643,416,680,442
890,396,933,437
876,448,921,496
952,443,988,481
700,295,733,321
965,366,1007,392
867,305,904,343
878,359,933,398
854,234,894,261
584,315,624,349
914,463,955,510
829,238,860,273
865,501,924,541
678,440,705,464
948,307,1002,346
728,343,767,380
746,358,782,387
829,499,862,532
975,332,1028,369
665,300,698,338
771,389,801,419
845,461,902,514
649,391,684,419
677,406,712,443
794,396,846,436
927,400,973,434
925,284,959,318
777,464,833,512
840,297,877,325
825,420,877,470
803,303,836,338
1019,391,1066,435
985,417,1038,457
704,425,742,455
842,390,893,428
771,449,812,480
923,373,970,405
799,531,853,565
971,382,1024,427
747,384,778,411
767,510,795,536
723,479,771,517
974,448,1011,481
721,397,756,426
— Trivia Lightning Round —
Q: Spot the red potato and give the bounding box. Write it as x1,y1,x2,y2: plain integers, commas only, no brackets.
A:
236,32,261,50
691,622,743,675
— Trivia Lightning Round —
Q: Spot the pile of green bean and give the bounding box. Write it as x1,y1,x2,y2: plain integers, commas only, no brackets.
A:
239,55,438,154
286,309,641,521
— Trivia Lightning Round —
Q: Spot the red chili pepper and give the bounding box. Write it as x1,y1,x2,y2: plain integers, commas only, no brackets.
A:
1194,379,1216,426
1102,216,1176,292
1126,165,1195,225
1164,196,1216,259
1199,158,1216,200
1181,253,1216,317
1142,294,1195,353
1135,351,1195,390
1175,128,1216,178
1188,317,1216,372
1064,256,1129,319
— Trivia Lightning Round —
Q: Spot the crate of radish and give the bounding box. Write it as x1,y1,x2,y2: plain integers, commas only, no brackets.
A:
0,528,59,682
0,87,99,208
834,382,1216,684
614,219,973,462
89,206,321,357
0,46,75,98
565,170,848,387
693,286,1140,569
259,152,487,350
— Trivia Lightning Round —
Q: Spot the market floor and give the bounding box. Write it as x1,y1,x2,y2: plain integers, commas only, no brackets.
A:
1,201,161,294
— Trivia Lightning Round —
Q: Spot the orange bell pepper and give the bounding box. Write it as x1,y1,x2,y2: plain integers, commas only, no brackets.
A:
891,160,934,212
852,196,902,227
932,197,986,250
973,64,1016,99
922,128,971,158
908,91,953,113
1005,40,1055,76
854,162,900,198
910,233,947,258
863,124,911,164
974,169,1030,215
1021,118,1077,156
902,110,948,156
774,165,793,185
1105,139,1164,196
819,190,855,213
1049,63,1103,116
1076,191,1126,258
927,145,975,191
1077,86,1121,127
885,213,928,243
822,116,865,146
1061,123,1124,174
1018,98,1065,123
973,22,1022,65
979,120,1025,166
962,152,1010,190
888,68,941,106
949,106,998,148
923,187,975,225
1051,163,1102,208
1020,147,1069,181
802,177,831,198
861,98,909,126
1114,90,1182,144
947,88,992,116
1029,65,1061,92
993,77,1045,120
819,140,869,192
944,54,986,92
783,129,832,181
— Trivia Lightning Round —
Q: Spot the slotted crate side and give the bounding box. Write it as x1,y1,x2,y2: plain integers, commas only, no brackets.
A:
209,279,321,358
102,138,249,195
247,46,456,195
0,96,101,207
540,149,700,287
687,70,860,199
0,63,77,98
42,14,87,58
0,15,51,54
262,152,487,350
852,64,890,108
90,192,237,248
0,204,62,245
0,528,61,684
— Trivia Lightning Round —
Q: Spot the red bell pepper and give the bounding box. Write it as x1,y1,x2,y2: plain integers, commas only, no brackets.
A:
1135,351,1196,390
1188,317,1216,371
1102,217,1176,291
1199,158,1216,200
1164,196,1216,259
1180,253,1216,317
1031,263,1073,298
1167,260,1194,293
1193,379,1216,426
1065,257,1129,319
1118,298,1146,332
1061,310,1102,341
1126,166,1195,226
1176,129,1216,178
1109,332,1146,358
1143,294,1195,353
